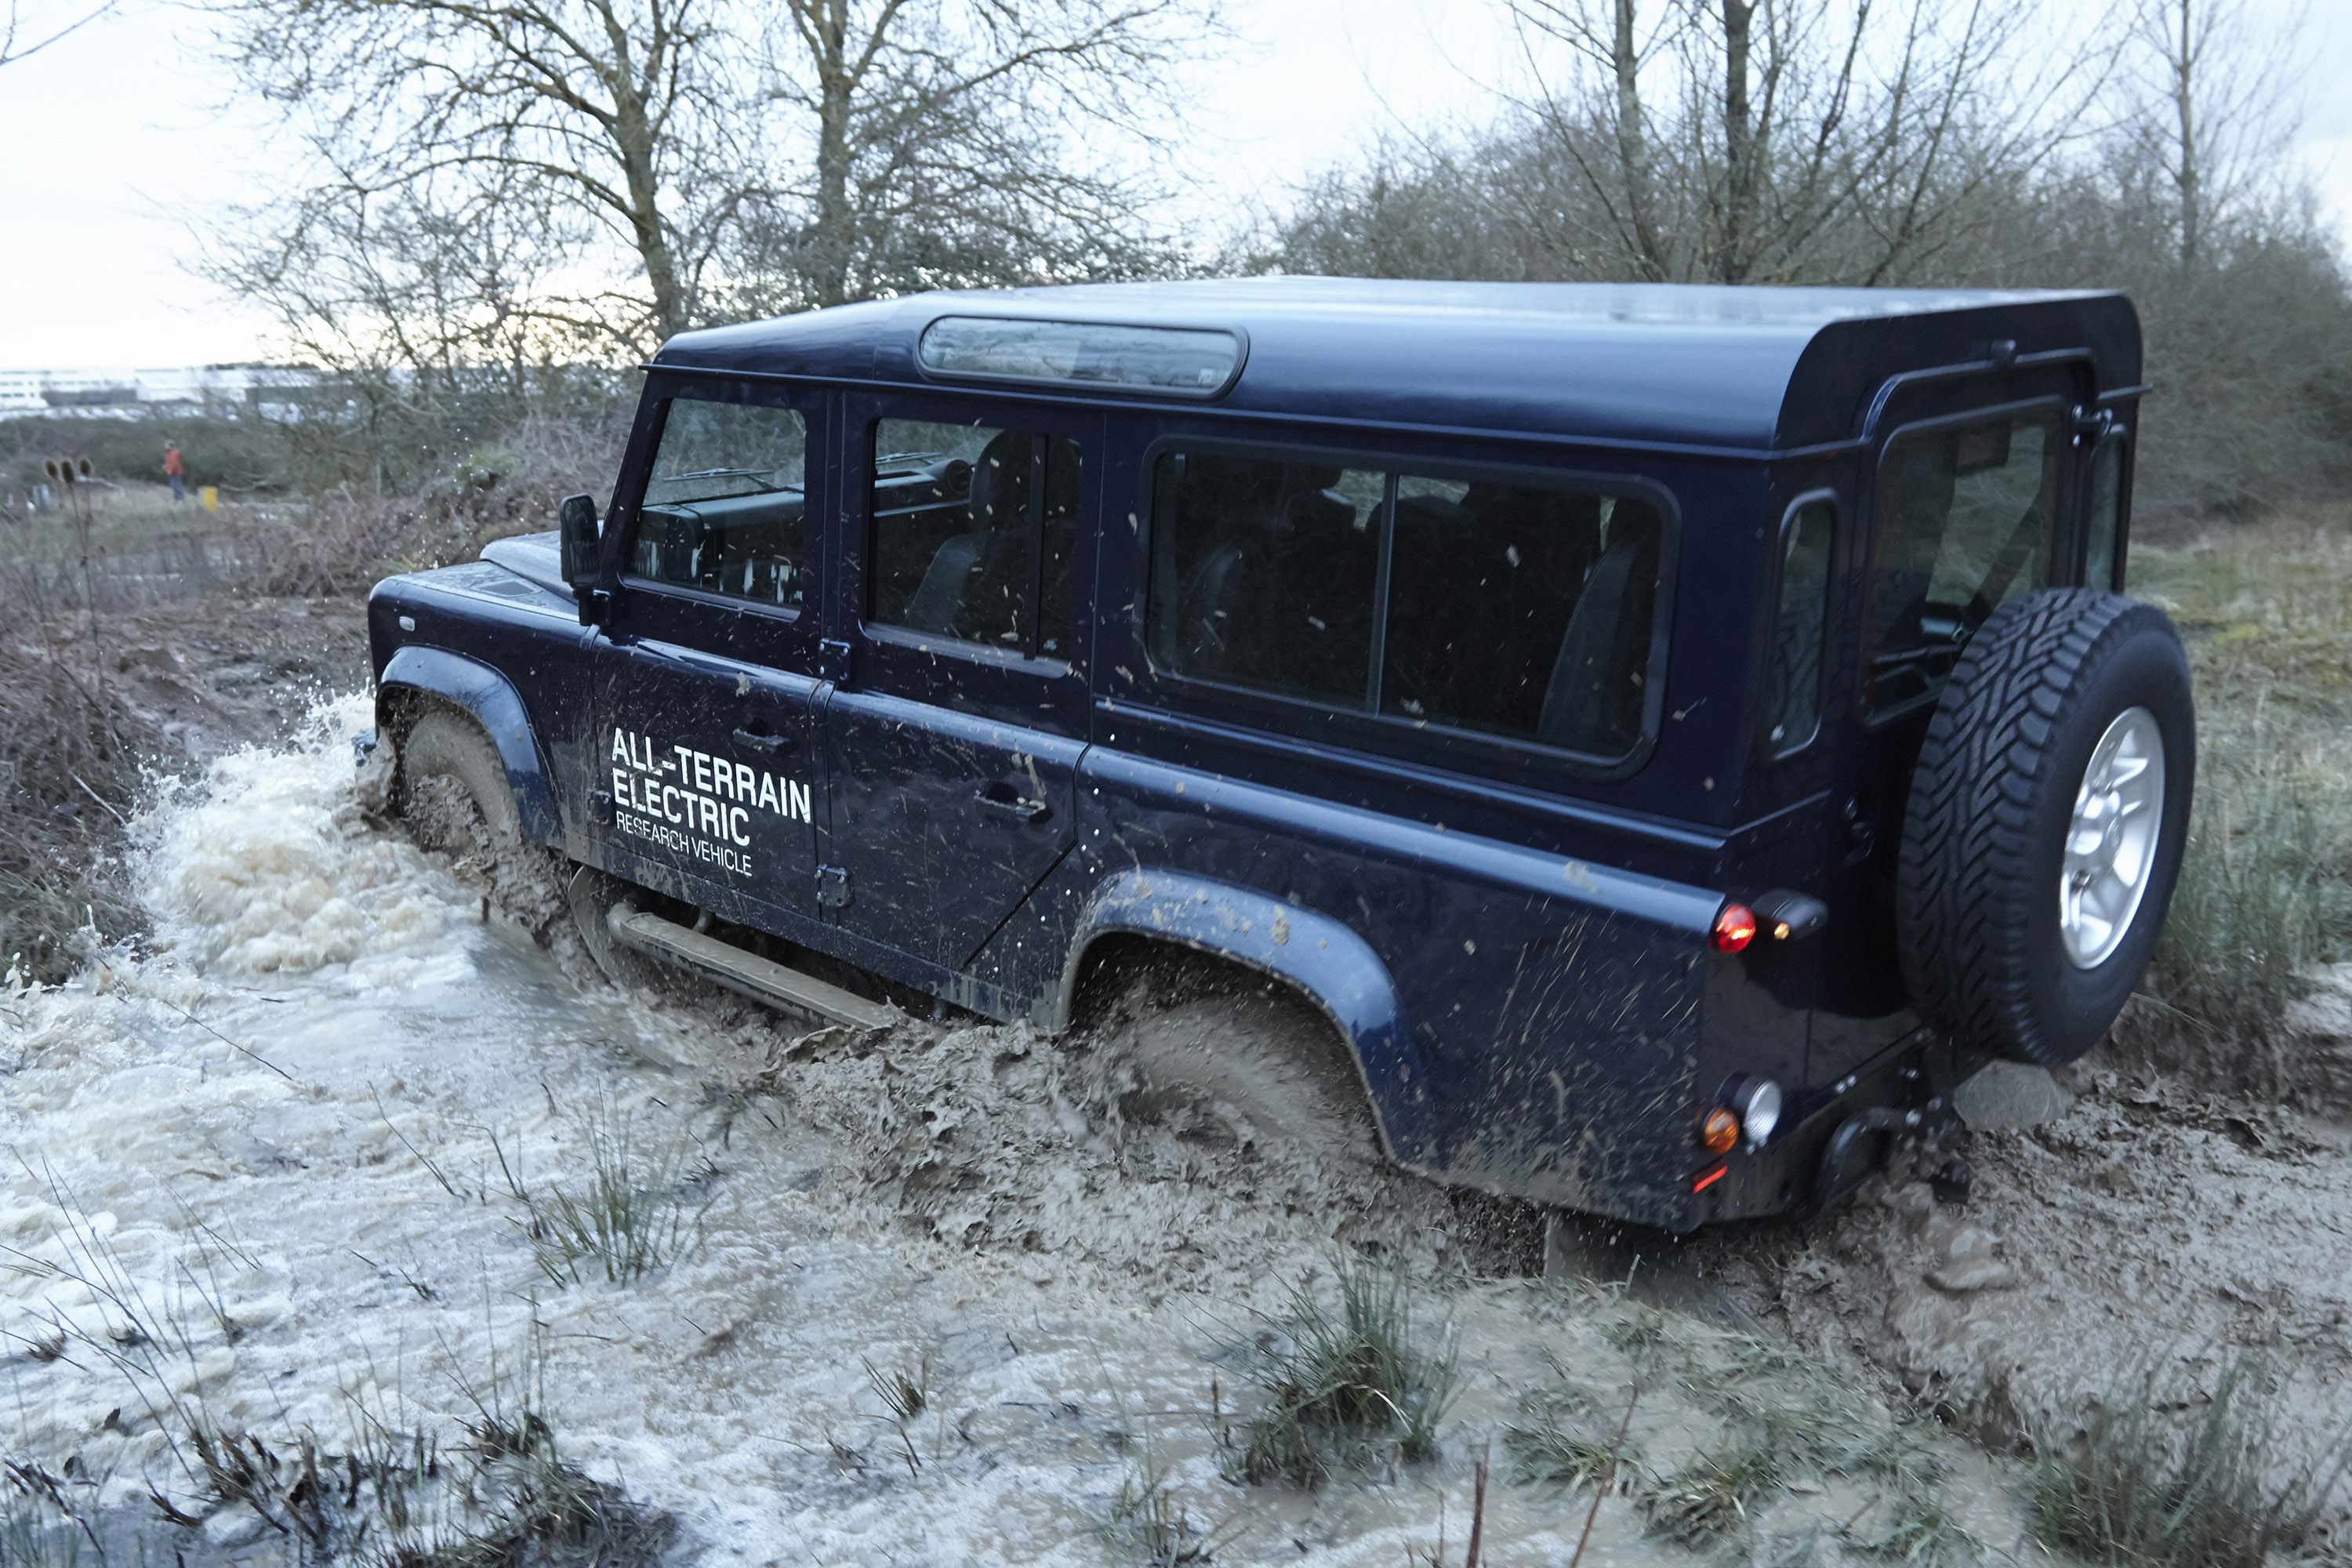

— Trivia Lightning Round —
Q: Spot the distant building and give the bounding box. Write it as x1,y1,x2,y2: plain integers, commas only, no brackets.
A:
0,366,330,419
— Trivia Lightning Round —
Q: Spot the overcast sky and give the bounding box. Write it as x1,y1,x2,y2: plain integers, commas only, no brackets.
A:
1,0,2345,368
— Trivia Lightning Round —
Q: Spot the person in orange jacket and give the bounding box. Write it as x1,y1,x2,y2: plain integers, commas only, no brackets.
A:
164,441,185,503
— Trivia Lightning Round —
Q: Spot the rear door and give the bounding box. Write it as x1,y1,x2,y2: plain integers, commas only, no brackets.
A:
590,382,827,920
816,392,1097,969
1808,379,2089,1083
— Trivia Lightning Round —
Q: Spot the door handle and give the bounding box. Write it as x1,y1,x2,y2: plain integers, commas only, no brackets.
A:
974,784,1051,825
731,727,792,754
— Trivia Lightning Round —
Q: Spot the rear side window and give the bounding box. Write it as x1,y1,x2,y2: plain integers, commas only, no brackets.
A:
867,420,1082,659
633,398,807,606
1762,499,1835,757
2085,436,2125,590
1147,450,1666,759
1864,408,2063,717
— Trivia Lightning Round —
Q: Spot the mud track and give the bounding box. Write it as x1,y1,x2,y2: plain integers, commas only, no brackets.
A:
35,590,2344,1560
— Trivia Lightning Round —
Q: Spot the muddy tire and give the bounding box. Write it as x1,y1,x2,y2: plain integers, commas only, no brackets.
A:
1088,959,1383,1164
396,708,521,849
564,866,670,992
1897,590,2194,1067
394,706,567,935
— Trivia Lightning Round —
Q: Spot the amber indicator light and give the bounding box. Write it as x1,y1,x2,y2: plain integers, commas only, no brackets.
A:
1700,1107,1740,1154
1711,902,1757,953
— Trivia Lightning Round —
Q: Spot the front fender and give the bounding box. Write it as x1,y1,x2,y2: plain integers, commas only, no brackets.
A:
1058,868,1440,1167
376,644,561,844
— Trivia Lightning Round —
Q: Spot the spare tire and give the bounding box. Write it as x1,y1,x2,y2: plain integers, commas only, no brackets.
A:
1898,590,2194,1067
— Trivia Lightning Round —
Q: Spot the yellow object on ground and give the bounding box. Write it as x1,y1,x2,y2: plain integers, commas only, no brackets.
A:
200,486,219,513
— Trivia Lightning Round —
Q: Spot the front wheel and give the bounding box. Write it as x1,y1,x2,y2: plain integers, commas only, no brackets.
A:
1897,590,2195,1067
392,706,566,935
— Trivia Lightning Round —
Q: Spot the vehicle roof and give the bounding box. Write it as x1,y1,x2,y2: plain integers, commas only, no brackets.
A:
652,278,2143,455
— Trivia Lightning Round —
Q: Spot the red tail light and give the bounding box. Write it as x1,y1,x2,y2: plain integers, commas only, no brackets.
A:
1712,902,1757,953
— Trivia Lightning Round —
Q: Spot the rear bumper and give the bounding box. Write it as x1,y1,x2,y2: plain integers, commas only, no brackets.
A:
1682,1026,1976,1228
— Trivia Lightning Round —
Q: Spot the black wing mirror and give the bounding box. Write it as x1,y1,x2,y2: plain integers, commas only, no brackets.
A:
558,493,601,586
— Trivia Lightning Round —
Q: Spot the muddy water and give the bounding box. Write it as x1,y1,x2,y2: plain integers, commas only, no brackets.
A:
0,699,2044,1563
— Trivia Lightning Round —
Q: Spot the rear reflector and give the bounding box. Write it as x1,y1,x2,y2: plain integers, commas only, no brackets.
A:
1700,1108,1740,1154
1712,902,1758,953
1692,1163,1728,1193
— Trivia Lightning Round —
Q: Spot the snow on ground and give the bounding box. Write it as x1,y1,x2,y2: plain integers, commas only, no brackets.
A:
0,697,2038,1564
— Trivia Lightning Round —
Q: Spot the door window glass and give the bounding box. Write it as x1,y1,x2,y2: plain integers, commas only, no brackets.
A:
868,419,1081,659
1865,409,2063,716
1762,499,1834,756
633,398,807,606
1147,449,1666,757
2086,437,2125,590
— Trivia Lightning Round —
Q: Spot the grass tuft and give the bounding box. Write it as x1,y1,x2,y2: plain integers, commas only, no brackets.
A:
1103,1447,1218,1566
1858,1483,1984,1564
2122,520,2352,1089
1229,1257,1457,1489
1504,1387,1642,1495
2030,1352,2347,1568
1636,1429,1783,1545
503,1105,711,1288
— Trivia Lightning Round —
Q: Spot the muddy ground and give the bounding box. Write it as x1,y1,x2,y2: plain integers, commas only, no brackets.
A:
6,587,2347,1563
81,592,375,763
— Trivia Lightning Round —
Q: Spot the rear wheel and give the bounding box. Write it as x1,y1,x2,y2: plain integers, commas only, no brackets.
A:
1083,953,1382,1165
1897,590,2194,1067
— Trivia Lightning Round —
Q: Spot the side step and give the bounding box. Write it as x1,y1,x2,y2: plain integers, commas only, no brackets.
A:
607,904,897,1031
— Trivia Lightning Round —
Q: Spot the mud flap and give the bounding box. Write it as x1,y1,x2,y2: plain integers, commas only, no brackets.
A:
1808,1106,1904,1216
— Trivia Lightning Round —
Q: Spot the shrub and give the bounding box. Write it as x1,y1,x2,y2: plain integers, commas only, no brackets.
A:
0,597,152,984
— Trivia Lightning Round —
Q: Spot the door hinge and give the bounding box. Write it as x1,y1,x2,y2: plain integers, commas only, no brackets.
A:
818,637,853,683
815,865,852,909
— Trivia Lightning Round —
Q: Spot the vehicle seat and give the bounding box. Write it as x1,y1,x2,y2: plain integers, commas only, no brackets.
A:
1538,508,1660,754
903,431,1027,637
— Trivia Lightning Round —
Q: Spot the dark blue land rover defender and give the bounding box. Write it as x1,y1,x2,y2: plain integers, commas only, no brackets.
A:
368,281,2193,1232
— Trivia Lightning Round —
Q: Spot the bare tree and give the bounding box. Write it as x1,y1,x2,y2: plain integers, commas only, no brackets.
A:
726,0,1222,314
2121,0,2308,269
1,0,114,67
208,0,1220,362
212,0,750,347
1497,0,2117,285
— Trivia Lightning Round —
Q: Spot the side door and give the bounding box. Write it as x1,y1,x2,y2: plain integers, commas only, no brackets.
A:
588,380,827,924
816,393,1096,970
1807,383,2088,1083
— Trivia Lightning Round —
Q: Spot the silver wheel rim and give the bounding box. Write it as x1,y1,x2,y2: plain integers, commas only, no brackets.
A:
2060,706,2165,970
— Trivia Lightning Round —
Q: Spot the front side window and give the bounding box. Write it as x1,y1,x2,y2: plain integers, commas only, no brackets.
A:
1864,408,2063,717
632,397,807,606
1762,499,1835,757
867,419,1082,659
1146,449,1666,759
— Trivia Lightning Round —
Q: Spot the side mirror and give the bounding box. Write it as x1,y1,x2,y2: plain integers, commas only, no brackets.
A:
558,493,601,586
